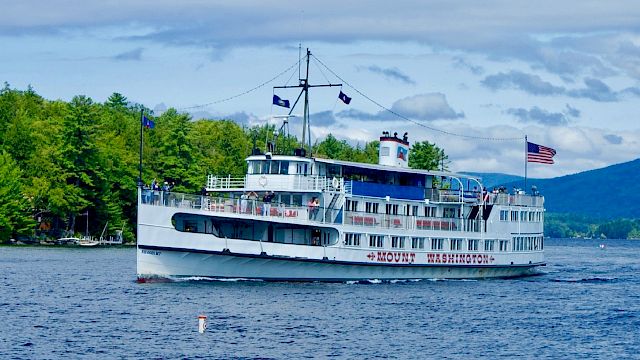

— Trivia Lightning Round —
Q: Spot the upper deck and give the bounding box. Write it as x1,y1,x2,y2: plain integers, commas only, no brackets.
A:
206,154,543,208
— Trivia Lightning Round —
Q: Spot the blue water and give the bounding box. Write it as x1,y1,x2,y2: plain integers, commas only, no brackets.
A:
2,239,639,359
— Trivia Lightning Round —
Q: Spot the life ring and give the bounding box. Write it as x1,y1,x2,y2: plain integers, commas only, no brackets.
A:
331,177,340,189
258,176,268,187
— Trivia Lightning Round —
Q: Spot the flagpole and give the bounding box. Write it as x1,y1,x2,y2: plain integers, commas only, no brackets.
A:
524,135,528,193
138,109,144,188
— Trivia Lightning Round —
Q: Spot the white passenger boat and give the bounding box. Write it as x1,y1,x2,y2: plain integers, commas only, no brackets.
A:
136,50,545,281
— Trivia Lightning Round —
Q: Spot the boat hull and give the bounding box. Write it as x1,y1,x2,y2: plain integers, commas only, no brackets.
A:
137,245,542,281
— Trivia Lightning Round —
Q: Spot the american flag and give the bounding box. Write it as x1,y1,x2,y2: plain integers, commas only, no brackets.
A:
527,141,556,164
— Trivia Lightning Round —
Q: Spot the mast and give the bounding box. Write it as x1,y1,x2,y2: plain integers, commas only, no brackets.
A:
274,48,341,156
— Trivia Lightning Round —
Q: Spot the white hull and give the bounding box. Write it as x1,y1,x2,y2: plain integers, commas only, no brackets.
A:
137,246,542,281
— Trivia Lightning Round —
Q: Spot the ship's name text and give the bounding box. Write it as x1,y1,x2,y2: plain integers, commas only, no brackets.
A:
427,253,495,264
367,251,416,264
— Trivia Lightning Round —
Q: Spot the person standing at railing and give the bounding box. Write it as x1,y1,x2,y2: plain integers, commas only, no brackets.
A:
262,191,274,216
247,191,258,214
162,181,170,206
240,192,248,213
308,197,319,220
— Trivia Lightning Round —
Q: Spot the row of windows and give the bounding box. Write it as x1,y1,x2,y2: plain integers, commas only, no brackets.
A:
344,233,526,252
513,236,544,251
499,210,543,222
248,160,291,175
346,200,456,218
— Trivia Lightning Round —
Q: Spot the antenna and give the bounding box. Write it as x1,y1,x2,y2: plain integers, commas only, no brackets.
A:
273,49,342,156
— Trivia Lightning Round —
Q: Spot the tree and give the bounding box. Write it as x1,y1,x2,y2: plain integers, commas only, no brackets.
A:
190,119,250,179
409,141,447,171
0,151,34,241
60,95,101,233
147,109,200,191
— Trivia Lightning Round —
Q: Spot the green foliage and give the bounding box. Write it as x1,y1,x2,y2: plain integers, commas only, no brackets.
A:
312,135,378,163
408,140,447,170
0,151,34,241
545,213,640,239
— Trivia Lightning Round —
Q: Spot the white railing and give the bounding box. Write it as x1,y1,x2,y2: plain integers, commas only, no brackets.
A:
207,174,349,194
207,175,246,189
488,193,544,207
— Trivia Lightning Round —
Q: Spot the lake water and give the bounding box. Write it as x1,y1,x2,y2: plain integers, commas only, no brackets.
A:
2,239,639,359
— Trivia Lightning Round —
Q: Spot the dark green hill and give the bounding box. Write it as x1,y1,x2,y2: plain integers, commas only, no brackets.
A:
492,158,640,219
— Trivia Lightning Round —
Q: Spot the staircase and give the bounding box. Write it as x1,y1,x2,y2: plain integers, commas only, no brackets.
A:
322,192,345,223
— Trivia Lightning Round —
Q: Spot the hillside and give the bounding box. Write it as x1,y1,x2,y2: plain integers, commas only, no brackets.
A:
492,158,640,219
461,172,523,189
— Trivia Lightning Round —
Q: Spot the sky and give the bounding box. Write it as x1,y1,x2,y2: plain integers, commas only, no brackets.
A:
1,0,640,179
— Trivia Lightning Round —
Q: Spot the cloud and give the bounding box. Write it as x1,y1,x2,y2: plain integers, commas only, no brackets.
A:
336,93,464,122
309,111,337,127
391,93,464,120
452,56,484,75
505,104,579,126
481,71,564,95
359,65,416,85
112,47,143,61
566,78,617,102
482,70,640,102
603,134,623,145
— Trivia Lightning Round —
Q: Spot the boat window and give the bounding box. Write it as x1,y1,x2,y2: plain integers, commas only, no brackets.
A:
511,211,518,221
346,199,358,211
411,237,425,249
425,206,436,217
270,161,280,174
468,239,479,251
369,235,385,248
431,238,444,250
365,202,379,214
500,210,508,221
385,204,399,215
451,238,463,251
280,161,289,175
391,236,405,249
344,233,361,247
411,205,419,216
484,240,495,251
261,161,270,174
380,146,390,156
443,207,457,218
499,240,509,251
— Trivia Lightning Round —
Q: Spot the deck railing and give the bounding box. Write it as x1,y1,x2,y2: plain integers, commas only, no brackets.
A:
140,190,483,233
207,174,348,194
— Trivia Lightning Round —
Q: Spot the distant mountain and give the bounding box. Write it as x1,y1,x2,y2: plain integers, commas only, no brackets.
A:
460,172,524,189
474,158,640,219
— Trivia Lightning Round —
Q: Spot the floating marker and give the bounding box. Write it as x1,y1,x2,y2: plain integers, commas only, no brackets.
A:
198,314,207,333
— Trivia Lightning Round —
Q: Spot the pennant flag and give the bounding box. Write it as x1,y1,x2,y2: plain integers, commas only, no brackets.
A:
527,141,556,164
273,94,290,108
143,116,155,129
338,91,352,105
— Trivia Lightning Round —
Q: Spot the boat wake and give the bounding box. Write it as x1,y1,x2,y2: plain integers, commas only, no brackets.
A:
168,276,262,282
551,277,617,284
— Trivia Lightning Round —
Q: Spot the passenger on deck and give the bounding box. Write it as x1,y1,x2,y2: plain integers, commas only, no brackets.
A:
262,191,274,216
247,191,258,214
240,192,248,213
308,197,319,219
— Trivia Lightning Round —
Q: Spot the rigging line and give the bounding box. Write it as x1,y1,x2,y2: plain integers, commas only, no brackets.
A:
311,54,523,142
310,56,332,85
178,59,301,111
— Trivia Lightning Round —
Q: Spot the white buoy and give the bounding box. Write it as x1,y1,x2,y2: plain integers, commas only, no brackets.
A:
198,314,207,333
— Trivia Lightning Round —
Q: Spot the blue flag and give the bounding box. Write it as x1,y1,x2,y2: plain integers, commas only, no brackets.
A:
143,116,155,129
338,91,352,105
273,94,290,108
